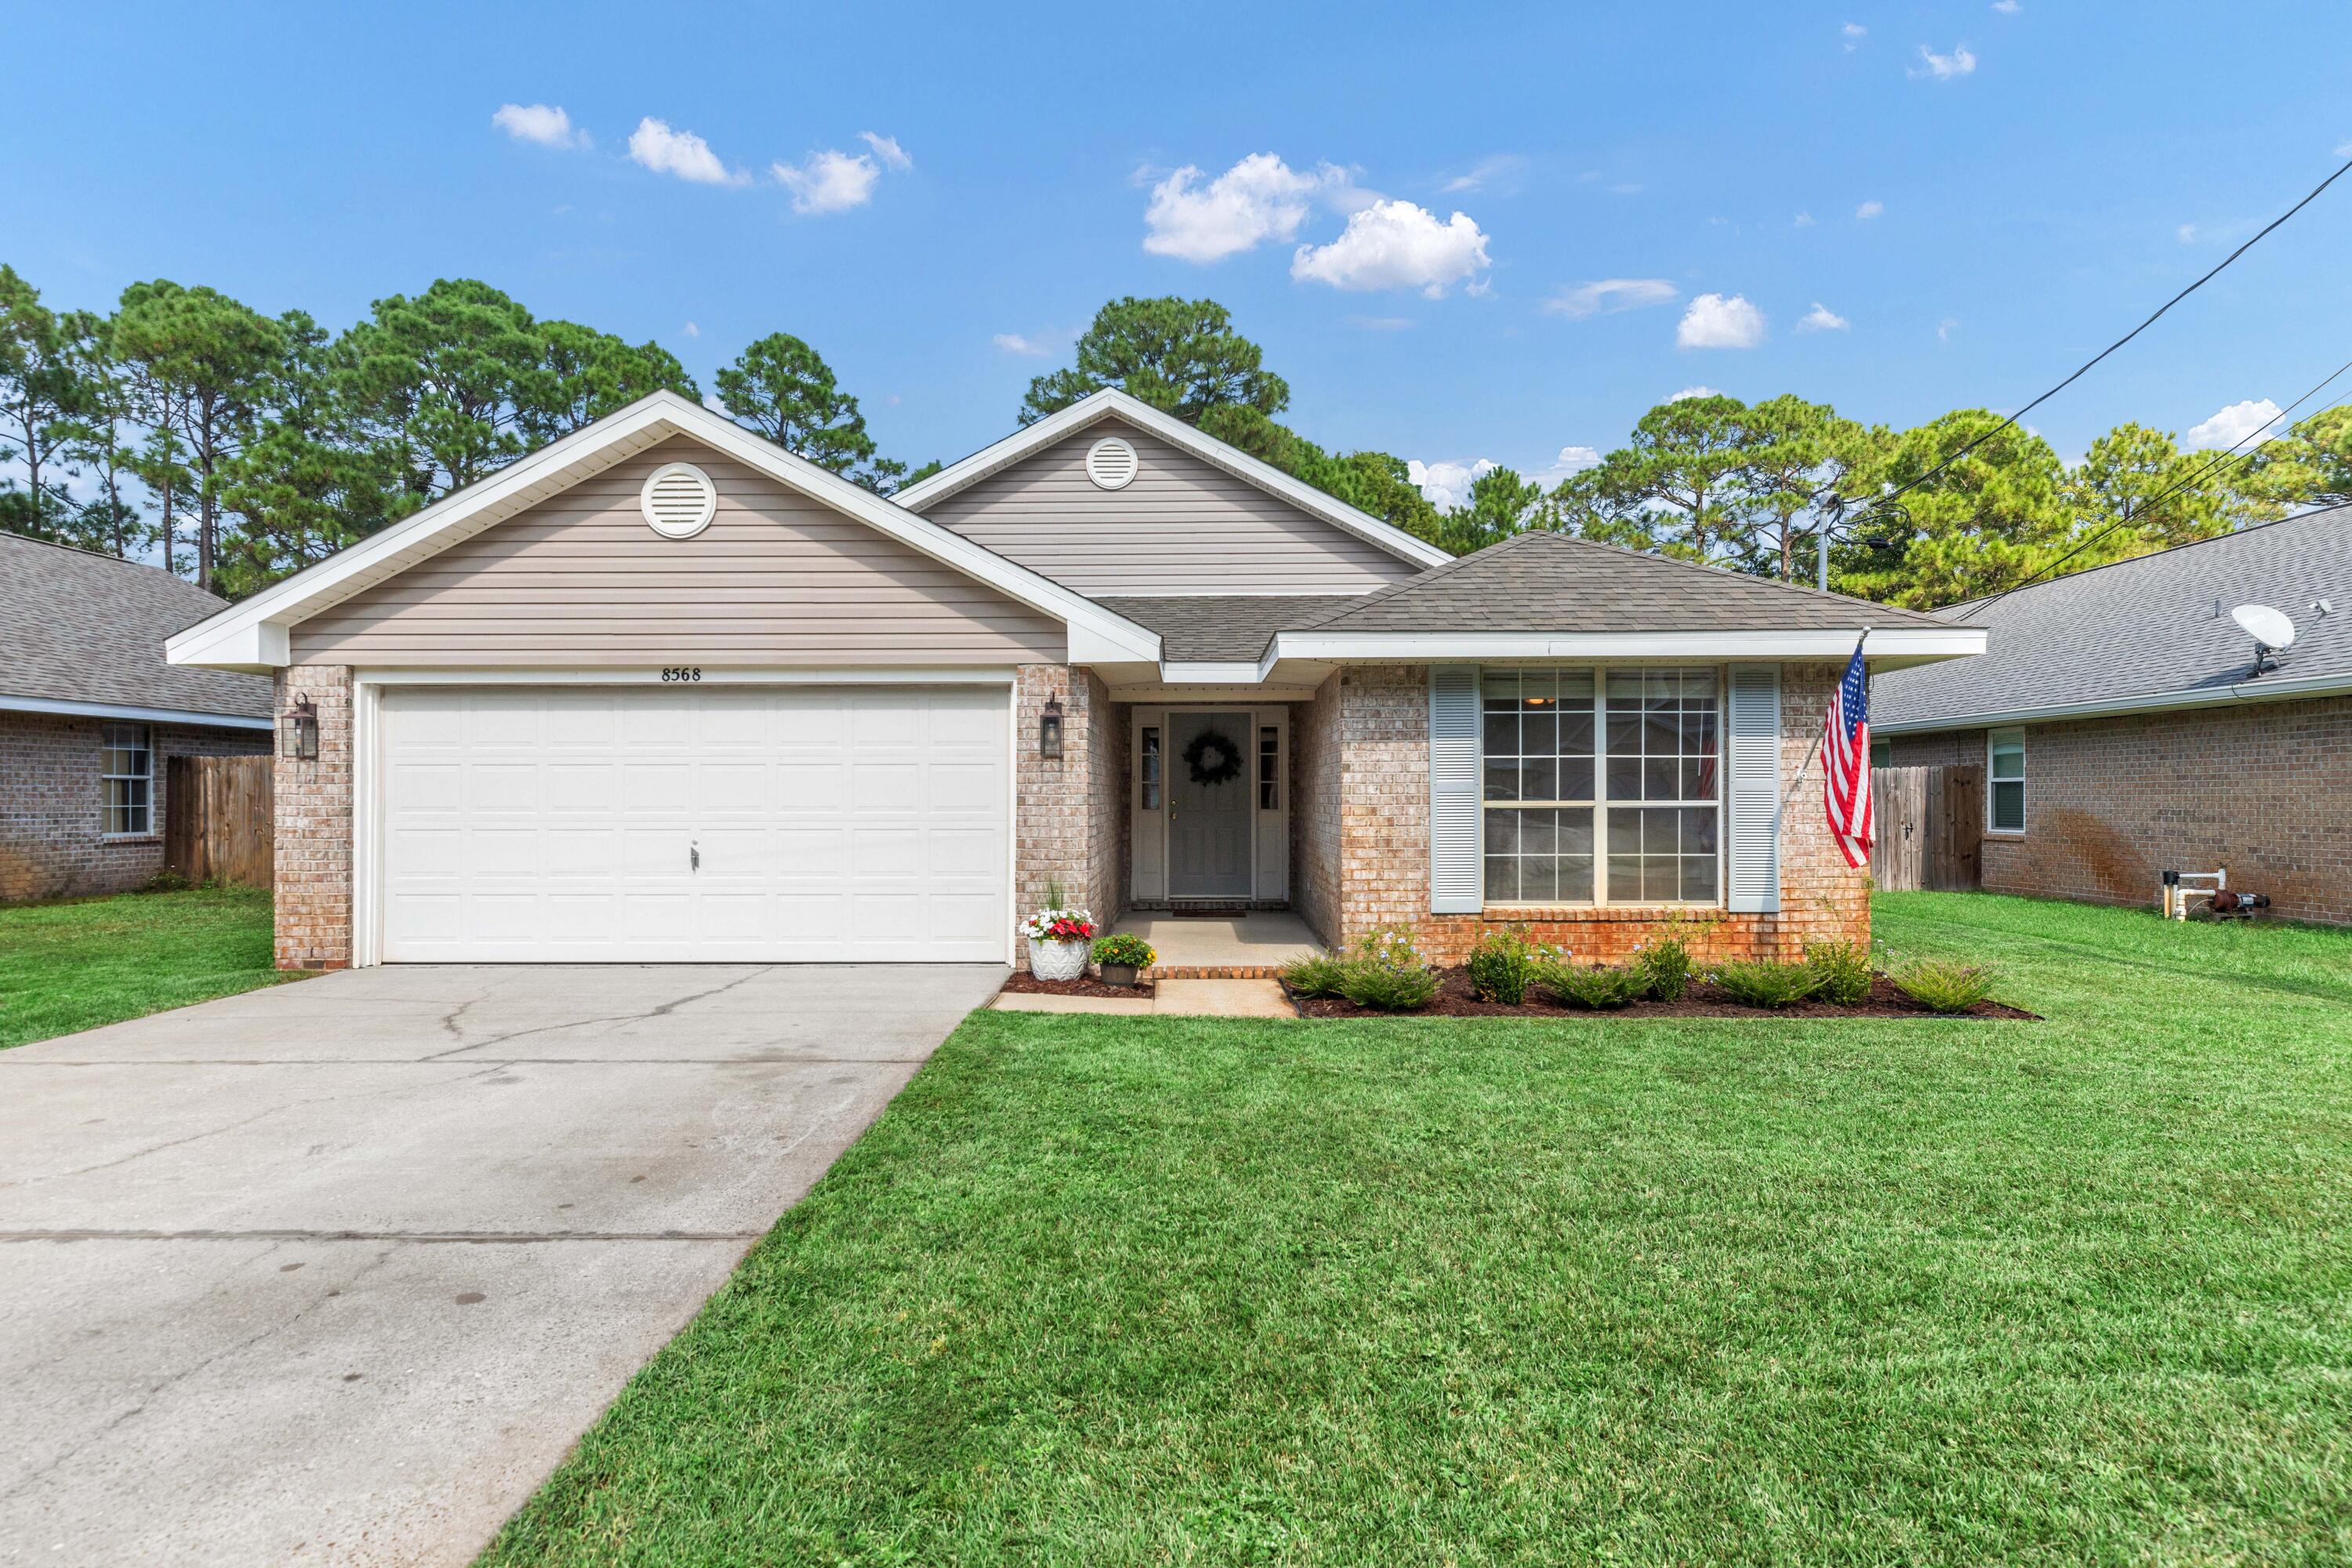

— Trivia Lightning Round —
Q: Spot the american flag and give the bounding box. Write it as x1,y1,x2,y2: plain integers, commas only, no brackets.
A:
1825,636,1873,869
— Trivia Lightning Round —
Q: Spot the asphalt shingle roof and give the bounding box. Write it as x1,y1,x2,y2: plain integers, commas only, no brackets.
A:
1295,530,1952,636
1094,595,1367,662
0,533,271,720
1872,506,2352,729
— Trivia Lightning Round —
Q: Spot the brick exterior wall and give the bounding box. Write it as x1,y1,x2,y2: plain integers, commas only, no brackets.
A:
1290,673,1342,945
273,664,354,969
1887,695,2352,925
1014,664,1120,966
1301,662,1868,965
1,710,270,903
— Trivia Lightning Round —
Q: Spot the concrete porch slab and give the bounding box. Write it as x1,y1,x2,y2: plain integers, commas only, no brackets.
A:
1114,910,1323,978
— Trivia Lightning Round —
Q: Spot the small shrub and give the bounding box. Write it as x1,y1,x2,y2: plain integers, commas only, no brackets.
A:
1467,926,1540,1004
1711,959,1821,1008
1634,935,1693,1002
1536,960,1650,1010
137,870,195,895
1803,939,1873,1006
1893,958,1998,1014
1091,932,1155,969
1337,926,1438,1012
1279,949,1349,998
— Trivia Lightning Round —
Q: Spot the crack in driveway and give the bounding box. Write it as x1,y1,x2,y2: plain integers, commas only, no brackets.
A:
419,967,779,1062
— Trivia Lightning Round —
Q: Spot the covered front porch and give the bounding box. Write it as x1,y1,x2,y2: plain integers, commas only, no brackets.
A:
1108,908,1321,978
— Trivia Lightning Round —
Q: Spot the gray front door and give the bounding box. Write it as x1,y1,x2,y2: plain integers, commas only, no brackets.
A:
1167,711,1254,898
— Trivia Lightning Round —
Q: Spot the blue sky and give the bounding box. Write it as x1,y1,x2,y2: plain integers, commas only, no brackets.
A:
9,1,2350,506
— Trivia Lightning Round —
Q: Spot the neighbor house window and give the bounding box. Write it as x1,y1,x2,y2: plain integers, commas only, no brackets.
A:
1988,728,2026,833
102,723,152,837
1481,667,1719,906
1871,739,1892,769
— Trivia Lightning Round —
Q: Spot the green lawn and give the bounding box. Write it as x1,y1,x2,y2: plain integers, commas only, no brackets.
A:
485,894,2352,1566
0,885,299,1048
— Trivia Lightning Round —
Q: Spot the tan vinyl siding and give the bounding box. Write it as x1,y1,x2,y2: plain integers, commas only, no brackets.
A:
913,419,1424,596
289,437,1066,666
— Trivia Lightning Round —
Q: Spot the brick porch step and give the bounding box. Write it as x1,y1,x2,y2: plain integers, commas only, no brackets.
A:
1142,963,1292,981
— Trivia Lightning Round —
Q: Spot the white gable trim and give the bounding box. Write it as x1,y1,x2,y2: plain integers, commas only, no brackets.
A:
165,391,1160,671
893,388,1453,571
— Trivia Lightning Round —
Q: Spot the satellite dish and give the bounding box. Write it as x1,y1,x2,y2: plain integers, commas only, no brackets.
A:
2233,603,2296,677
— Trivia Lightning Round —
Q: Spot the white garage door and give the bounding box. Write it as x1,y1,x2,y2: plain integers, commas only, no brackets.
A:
378,685,1010,963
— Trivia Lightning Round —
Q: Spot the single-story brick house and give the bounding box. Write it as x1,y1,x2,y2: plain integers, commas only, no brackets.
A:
2,532,274,902
1874,506,2350,924
165,389,1984,970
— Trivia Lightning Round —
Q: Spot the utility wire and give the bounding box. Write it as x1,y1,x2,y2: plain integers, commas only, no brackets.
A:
1835,154,2352,537
1949,353,2352,622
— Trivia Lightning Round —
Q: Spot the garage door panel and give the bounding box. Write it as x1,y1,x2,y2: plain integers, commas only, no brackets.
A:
380,685,1008,963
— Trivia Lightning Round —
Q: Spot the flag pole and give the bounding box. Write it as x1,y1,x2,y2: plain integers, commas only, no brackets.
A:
1769,627,1870,835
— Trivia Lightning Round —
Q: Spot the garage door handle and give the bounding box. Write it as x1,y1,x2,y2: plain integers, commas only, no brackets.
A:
690,841,700,873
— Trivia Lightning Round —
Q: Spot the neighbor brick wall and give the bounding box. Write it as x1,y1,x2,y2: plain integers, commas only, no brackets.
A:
1014,664,1119,965
273,664,353,968
1321,662,1869,964
1890,695,2352,925
1290,673,1342,946
1,710,270,903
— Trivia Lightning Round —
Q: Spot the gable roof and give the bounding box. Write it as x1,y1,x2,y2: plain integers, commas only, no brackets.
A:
892,388,1454,572
1095,595,1365,662
166,391,1161,671
1874,506,2352,731
0,532,270,727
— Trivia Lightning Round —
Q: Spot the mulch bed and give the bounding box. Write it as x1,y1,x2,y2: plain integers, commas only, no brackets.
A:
1001,972,1156,1000
1290,969,2036,1021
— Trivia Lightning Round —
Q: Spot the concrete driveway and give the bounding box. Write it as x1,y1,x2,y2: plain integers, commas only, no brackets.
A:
0,963,1003,1567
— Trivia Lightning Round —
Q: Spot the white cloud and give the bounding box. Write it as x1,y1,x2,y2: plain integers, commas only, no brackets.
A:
2177,222,2200,243
1795,210,1817,227
1842,21,1867,49
2184,397,2285,450
1347,315,1415,331
1142,154,1345,263
1669,386,1723,401
991,332,1061,357
1991,1,2021,13
628,118,746,185
492,103,588,150
1675,292,1766,350
1532,445,1604,485
773,148,881,213
1290,199,1491,297
1441,154,1524,194
2338,138,2352,158
1407,457,1497,511
681,321,699,338
1937,318,1959,342
858,132,912,171
1913,42,1978,78
1856,199,1884,220
1544,278,1678,318
1796,302,1849,332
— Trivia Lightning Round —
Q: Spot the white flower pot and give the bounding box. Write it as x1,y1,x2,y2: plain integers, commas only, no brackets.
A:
1028,938,1090,982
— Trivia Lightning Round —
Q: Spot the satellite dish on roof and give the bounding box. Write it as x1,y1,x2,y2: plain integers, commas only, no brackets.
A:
2233,602,2296,677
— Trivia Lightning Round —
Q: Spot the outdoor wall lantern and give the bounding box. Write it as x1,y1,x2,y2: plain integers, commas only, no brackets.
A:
282,695,318,760
1040,695,1064,760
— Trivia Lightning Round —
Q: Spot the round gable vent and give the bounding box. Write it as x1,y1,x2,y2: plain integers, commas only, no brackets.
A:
1085,435,1139,491
640,462,717,538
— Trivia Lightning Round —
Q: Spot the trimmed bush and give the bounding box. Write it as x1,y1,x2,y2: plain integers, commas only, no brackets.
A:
1711,960,1821,1008
1467,927,1541,1005
1338,927,1439,1013
1537,960,1650,1010
1279,949,1349,999
1893,959,1998,1013
1803,940,1873,1006
1635,935,1693,1003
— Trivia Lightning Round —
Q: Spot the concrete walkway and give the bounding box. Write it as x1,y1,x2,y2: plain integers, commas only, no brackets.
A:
0,964,1002,1567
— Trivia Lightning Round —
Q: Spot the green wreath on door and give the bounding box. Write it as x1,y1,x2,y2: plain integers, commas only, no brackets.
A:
1181,729,1244,786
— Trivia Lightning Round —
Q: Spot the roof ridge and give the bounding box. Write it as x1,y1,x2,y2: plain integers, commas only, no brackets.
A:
1300,530,1551,630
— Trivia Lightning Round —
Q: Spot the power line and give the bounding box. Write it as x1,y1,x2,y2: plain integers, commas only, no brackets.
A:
1839,153,2352,535
1951,356,2352,622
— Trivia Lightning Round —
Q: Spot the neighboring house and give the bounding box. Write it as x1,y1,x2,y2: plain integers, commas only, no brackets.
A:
165,389,1983,971
1874,507,2352,924
2,532,274,902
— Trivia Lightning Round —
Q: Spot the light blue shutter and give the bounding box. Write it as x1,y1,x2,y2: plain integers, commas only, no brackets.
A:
1726,663,1781,913
1428,666,1482,913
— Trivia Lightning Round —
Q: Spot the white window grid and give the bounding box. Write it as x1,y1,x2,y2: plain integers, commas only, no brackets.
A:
101,722,153,837
1987,727,2026,834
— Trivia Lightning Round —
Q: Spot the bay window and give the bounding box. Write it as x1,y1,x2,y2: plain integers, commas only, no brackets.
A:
1482,667,1720,906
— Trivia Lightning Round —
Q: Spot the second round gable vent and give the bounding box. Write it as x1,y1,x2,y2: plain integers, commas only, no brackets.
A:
1085,436,1139,491
640,462,717,539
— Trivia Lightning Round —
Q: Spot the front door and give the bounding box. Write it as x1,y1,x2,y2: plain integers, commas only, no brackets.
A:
1167,710,1254,899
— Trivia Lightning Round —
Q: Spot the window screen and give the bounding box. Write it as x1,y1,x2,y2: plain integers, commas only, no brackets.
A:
102,723,152,837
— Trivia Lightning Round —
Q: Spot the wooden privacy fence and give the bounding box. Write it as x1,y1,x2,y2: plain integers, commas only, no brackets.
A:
1870,764,1983,891
165,755,274,890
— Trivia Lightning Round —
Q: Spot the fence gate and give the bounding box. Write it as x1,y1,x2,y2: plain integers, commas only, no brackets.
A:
165,755,274,890
1869,764,1982,891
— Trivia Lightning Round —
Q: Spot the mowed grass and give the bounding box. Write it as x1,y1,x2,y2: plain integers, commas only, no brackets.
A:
0,885,299,1048
485,894,2352,1566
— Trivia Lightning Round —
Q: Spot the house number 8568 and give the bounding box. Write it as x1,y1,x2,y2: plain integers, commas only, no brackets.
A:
660,666,702,682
